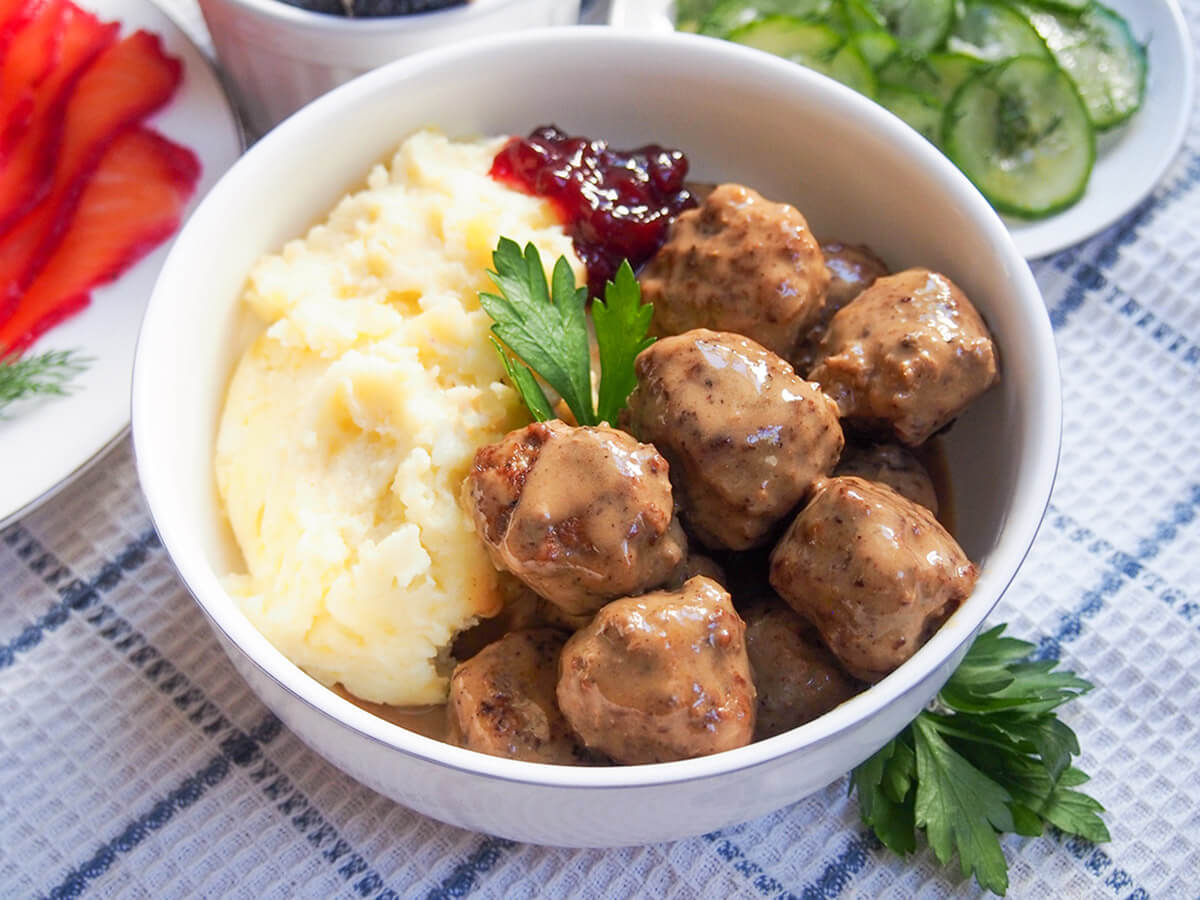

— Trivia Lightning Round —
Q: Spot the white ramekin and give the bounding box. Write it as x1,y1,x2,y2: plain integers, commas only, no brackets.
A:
198,0,581,136
132,28,1061,846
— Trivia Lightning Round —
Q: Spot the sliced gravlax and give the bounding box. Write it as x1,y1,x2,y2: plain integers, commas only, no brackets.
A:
0,127,200,355
0,9,129,234
0,0,66,152
0,28,181,311
0,0,52,58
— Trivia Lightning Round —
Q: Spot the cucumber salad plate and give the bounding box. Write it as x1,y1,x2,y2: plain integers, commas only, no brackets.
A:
608,0,1194,259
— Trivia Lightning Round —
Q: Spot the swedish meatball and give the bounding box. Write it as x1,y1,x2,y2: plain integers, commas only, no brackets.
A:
624,329,843,550
769,476,977,682
463,420,687,617
793,241,890,374
448,629,589,764
835,440,939,515
743,597,860,740
557,576,755,763
808,268,999,446
638,184,830,357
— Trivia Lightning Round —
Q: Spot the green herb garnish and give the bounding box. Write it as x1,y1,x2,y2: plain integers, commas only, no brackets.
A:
0,348,90,415
852,625,1108,896
479,237,654,426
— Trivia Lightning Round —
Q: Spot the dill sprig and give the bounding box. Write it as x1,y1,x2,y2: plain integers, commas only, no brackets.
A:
0,349,91,414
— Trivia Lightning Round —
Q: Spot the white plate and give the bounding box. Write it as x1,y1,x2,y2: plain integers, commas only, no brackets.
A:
608,0,1194,260
0,0,242,529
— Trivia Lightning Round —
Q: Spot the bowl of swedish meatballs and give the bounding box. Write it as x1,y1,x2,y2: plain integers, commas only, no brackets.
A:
132,28,1061,846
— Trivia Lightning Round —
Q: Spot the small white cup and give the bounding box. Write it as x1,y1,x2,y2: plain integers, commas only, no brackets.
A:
198,0,582,136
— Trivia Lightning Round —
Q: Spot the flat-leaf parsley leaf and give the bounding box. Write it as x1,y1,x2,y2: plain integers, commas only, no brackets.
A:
852,625,1108,896
479,238,655,426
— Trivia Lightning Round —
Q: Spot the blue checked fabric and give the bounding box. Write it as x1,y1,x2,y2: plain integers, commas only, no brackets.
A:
3,2,1200,897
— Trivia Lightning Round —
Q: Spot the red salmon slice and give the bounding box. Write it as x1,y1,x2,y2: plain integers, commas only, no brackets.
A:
0,0,52,59
0,27,179,313
0,0,65,150
0,5,120,232
0,127,199,355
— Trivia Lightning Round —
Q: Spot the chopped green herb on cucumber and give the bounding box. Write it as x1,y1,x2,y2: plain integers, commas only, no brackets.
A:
945,55,1095,217
679,0,1147,219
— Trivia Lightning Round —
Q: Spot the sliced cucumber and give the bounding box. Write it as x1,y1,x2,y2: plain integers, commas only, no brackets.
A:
878,83,944,144
878,51,985,104
728,16,843,58
944,55,1095,217
1017,1,1147,130
729,17,878,96
853,28,900,68
867,0,954,52
949,1,1051,61
826,40,879,96
698,0,836,36
838,0,885,31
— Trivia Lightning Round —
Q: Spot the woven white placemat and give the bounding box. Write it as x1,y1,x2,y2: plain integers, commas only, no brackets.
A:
3,1,1199,896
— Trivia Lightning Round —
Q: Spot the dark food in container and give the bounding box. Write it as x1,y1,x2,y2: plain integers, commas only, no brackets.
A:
281,0,466,18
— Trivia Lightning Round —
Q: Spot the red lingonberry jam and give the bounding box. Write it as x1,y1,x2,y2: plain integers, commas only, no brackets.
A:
490,125,696,297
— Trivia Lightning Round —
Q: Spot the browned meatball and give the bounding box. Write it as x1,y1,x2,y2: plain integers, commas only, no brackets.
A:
463,420,687,617
769,476,977,682
448,629,590,764
743,597,861,740
793,241,890,374
808,268,999,446
835,440,939,516
638,184,830,357
556,576,755,763
624,329,843,550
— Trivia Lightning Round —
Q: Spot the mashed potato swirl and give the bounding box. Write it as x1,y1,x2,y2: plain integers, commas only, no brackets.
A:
215,131,583,706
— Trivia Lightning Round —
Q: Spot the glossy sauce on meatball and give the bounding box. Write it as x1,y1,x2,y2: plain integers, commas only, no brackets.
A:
638,184,830,357
769,476,977,682
808,268,999,446
556,576,755,764
625,329,843,550
463,420,687,617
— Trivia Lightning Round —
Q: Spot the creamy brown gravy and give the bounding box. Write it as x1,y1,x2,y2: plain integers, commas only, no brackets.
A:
340,437,956,741
334,685,450,742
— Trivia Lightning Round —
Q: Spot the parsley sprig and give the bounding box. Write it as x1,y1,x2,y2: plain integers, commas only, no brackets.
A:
478,238,653,426
852,625,1109,896
0,348,90,415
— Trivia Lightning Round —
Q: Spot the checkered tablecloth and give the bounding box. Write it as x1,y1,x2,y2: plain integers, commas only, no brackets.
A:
3,1,1200,897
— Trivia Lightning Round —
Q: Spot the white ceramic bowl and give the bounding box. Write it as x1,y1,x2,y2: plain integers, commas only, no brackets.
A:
132,28,1061,847
198,0,581,137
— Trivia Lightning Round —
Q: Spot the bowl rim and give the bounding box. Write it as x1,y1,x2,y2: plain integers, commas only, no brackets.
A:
132,26,1063,791
199,0,557,33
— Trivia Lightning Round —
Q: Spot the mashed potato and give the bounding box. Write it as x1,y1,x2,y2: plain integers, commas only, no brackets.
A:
215,131,584,706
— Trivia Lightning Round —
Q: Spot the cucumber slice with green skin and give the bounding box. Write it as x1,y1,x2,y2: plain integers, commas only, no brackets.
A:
728,17,878,96
878,83,944,144
867,0,955,52
944,55,1095,218
838,0,885,31
949,1,1051,61
878,51,985,104
826,40,879,96
1016,1,1146,130
698,0,836,36
853,29,900,68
